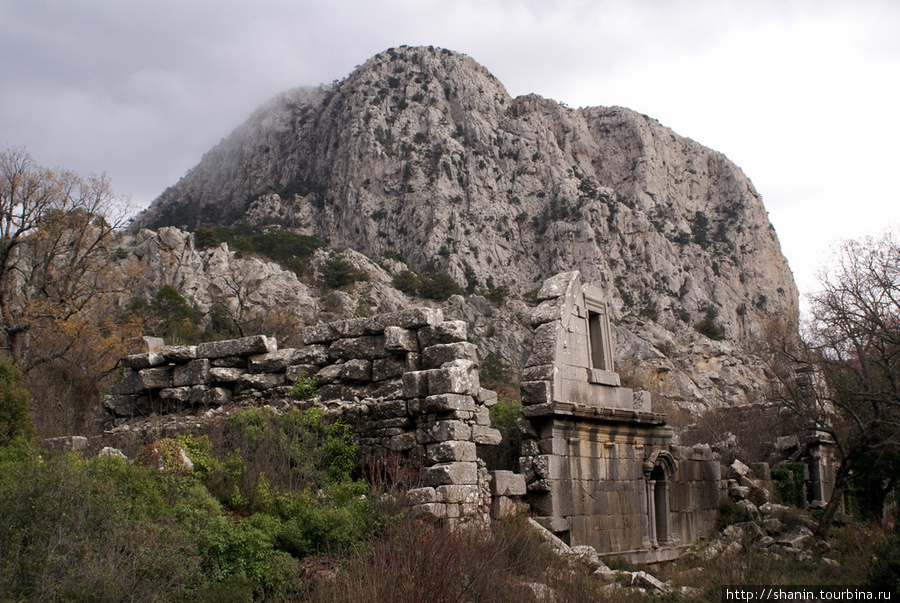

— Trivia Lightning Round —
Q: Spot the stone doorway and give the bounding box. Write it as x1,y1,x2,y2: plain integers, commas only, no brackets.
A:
644,450,677,548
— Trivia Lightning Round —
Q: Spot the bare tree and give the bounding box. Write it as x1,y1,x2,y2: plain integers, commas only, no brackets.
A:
766,228,900,536
0,146,132,371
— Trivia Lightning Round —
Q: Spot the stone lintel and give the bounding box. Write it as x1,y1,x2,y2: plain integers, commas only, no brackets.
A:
588,368,621,387
197,335,277,359
520,402,667,425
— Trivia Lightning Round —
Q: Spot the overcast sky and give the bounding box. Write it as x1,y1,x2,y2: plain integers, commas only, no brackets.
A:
2,0,898,302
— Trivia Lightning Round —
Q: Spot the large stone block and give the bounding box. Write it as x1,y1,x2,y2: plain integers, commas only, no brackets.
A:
339,359,372,383
417,420,472,443
369,398,407,419
111,368,144,395
422,342,478,368
424,462,478,486
422,393,476,413
373,308,443,331
383,326,419,352
388,432,418,451
285,364,318,382
197,335,277,359
210,367,247,383
210,356,247,368
203,387,232,407
402,371,429,398
473,426,503,445
238,373,285,390
328,336,387,360
102,394,149,417
410,502,447,520
372,355,407,381
174,359,211,387
530,297,565,326
334,317,370,338
315,364,343,385
492,496,521,520
436,484,481,504
425,361,480,395
301,323,341,345
139,367,173,390
490,470,528,496
475,387,498,407
473,406,491,426
536,271,580,301
248,348,306,373
525,322,561,367
158,386,193,406
417,320,467,347
521,380,552,405
121,354,155,370
427,440,477,463
521,364,554,382
160,345,197,362
406,487,438,505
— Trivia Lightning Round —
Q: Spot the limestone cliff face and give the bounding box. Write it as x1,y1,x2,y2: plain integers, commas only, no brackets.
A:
126,46,798,417
111,226,779,412
134,45,797,343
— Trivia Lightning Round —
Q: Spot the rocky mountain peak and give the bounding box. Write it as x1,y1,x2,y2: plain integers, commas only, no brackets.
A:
133,45,798,344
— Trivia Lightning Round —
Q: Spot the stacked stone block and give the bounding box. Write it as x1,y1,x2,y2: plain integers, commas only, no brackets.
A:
104,308,523,526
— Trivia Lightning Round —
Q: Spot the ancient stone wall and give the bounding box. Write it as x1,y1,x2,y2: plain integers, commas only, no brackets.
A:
105,308,522,526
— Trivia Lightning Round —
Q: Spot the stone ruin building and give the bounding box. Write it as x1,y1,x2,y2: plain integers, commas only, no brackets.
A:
517,272,722,562
103,271,731,561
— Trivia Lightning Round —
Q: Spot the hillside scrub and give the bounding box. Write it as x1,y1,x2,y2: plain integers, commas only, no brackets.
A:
0,407,392,601
193,225,327,276
0,353,35,446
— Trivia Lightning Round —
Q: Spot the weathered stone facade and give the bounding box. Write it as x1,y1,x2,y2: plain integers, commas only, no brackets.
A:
518,271,723,562
104,308,511,526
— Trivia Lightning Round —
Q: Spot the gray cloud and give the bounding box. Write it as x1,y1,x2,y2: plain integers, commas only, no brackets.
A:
2,0,898,297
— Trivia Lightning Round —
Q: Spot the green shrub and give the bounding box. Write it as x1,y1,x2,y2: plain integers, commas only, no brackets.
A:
0,452,205,601
771,462,806,508
715,497,750,531
192,225,327,276
418,272,463,300
392,269,421,295
129,285,203,343
483,397,522,471
0,354,35,447
868,534,900,594
694,318,725,340
200,512,296,597
291,374,318,400
320,251,369,289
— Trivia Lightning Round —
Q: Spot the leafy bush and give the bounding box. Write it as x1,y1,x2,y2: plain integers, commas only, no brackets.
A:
868,534,900,595
418,273,463,300
0,354,35,446
483,396,523,471
320,251,369,289
129,285,203,343
392,269,421,295
292,374,319,400
771,462,806,507
694,317,725,340
193,225,327,276
392,269,463,300
715,497,750,531
0,451,206,601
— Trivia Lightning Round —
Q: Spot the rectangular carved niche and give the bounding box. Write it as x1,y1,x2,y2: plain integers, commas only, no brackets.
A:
583,289,620,387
